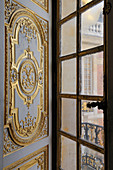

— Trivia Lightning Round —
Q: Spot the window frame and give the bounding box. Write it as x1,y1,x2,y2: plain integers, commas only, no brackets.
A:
52,0,108,169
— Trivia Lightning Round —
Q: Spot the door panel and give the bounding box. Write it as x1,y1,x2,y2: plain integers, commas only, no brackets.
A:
3,0,51,169
3,146,48,169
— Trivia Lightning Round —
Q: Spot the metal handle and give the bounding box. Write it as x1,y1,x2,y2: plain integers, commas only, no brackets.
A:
87,101,105,110
103,2,112,15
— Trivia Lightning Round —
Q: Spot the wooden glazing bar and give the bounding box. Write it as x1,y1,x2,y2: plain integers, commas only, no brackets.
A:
58,130,104,154
58,94,103,101
59,53,77,61
79,0,103,14
58,0,103,25
58,94,77,99
104,0,107,169
58,11,77,26
76,0,81,169
57,134,61,170
78,138,104,154
56,0,61,169
52,1,58,169
79,45,104,57
58,96,104,102
58,130,77,142
78,95,104,101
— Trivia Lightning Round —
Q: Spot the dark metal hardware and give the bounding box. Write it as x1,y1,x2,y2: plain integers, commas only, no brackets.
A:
103,2,112,15
59,167,63,170
87,100,105,110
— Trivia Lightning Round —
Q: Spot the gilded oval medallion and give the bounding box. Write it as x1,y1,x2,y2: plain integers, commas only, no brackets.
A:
19,60,37,95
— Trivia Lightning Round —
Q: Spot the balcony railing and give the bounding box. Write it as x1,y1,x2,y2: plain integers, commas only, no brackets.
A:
82,153,104,170
83,22,103,37
59,123,104,170
81,122,104,147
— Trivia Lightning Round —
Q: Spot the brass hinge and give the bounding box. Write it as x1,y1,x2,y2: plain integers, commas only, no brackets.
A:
103,2,112,15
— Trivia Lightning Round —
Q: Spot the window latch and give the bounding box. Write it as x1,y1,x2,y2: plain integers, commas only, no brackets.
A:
87,100,105,110
103,2,112,15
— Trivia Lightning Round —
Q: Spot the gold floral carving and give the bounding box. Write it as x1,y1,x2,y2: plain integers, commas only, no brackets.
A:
3,128,21,156
31,0,48,12
4,1,49,148
5,0,21,22
19,111,37,136
3,146,48,170
19,18,37,43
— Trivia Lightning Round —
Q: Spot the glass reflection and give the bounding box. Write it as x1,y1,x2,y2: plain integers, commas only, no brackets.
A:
61,98,76,136
61,18,76,56
61,136,76,170
61,0,76,19
61,58,76,94
81,0,92,7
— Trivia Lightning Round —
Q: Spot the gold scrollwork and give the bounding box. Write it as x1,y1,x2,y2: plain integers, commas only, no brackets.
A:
5,0,21,22
31,0,48,12
3,128,21,156
4,5,49,147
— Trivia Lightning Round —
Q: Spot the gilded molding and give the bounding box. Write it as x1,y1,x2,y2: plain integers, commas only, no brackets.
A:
3,146,48,170
4,0,49,151
31,0,48,12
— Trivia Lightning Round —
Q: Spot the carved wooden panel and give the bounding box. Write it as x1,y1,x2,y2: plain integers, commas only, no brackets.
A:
3,146,48,169
4,0,49,155
31,0,48,12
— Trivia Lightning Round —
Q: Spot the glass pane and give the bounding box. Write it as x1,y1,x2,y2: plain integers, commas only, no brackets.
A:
79,52,103,96
61,58,76,94
61,0,76,19
81,100,104,147
81,1,104,51
81,0,92,7
61,18,76,56
61,98,76,136
81,145,104,170
61,136,76,169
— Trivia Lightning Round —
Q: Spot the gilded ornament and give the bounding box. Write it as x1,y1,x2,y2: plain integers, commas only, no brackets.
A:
11,68,17,83
19,111,36,137
5,0,20,22
3,128,21,156
31,0,48,12
4,4,49,148
3,146,48,170
19,60,37,95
